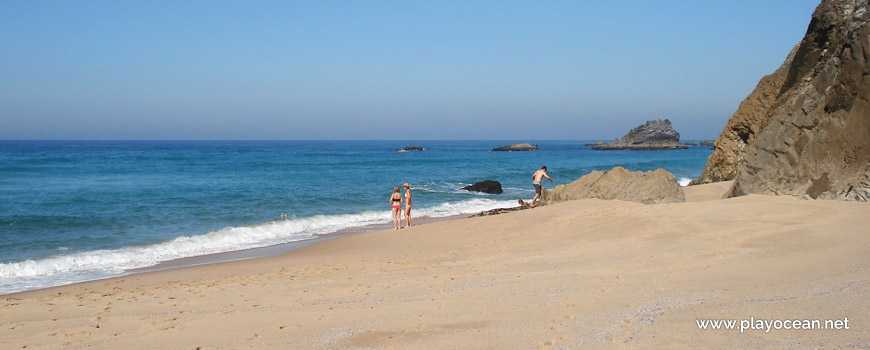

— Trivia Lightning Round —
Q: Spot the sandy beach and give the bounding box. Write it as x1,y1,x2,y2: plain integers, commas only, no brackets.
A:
2,182,868,349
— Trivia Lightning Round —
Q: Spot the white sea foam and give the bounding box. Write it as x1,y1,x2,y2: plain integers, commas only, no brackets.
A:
679,177,692,187
0,198,517,294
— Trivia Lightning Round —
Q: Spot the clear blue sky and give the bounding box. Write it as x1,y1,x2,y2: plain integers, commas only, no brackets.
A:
1,0,820,140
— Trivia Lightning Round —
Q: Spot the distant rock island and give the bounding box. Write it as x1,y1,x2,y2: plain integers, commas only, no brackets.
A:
491,143,539,151
592,119,688,150
395,146,424,152
695,0,869,201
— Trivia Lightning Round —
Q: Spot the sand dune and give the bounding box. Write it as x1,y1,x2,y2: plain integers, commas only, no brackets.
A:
2,182,867,349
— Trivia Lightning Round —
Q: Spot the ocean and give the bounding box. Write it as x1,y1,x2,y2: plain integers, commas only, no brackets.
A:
0,140,712,294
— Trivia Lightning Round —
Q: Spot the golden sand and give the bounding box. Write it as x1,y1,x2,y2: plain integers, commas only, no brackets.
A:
2,182,868,349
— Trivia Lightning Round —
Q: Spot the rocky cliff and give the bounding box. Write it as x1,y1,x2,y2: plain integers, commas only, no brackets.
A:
693,45,800,184
593,119,688,150
698,0,870,201
540,166,685,205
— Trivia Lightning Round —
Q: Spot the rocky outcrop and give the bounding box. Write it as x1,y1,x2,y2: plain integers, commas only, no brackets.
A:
592,119,688,150
539,166,685,205
699,0,869,201
684,142,698,146
491,143,540,151
396,146,424,152
462,180,503,194
693,45,801,184
699,140,715,147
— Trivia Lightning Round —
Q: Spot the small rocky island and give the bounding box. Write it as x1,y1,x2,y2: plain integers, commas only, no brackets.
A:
593,119,688,150
395,146,424,152
491,143,540,151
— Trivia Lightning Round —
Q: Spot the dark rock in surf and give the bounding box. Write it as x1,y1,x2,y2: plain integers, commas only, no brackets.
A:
462,180,504,194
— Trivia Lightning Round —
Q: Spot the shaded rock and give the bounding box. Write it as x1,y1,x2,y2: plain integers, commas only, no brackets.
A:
540,166,685,205
491,143,540,151
699,140,715,147
469,200,532,217
462,180,503,194
470,207,522,217
684,142,698,146
584,141,607,146
396,146,424,152
699,0,870,201
593,119,688,150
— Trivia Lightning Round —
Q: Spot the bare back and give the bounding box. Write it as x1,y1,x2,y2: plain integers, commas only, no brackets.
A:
532,169,547,182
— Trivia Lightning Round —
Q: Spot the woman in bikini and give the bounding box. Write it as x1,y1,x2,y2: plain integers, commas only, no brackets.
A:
390,186,402,230
402,183,412,228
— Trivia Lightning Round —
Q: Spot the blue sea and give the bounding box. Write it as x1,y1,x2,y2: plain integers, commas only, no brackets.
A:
0,140,712,294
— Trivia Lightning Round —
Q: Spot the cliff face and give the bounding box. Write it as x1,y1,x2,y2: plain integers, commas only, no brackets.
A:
693,45,799,184
699,0,870,201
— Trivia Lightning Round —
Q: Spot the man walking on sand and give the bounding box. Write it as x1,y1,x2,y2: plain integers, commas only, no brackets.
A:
531,166,553,207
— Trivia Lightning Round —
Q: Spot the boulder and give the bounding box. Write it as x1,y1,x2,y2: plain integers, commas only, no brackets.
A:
540,166,685,205
396,146,424,152
462,180,504,194
491,143,540,151
698,0,870,201
592,119,688,150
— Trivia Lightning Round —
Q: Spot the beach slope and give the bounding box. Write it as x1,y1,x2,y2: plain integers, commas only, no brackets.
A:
2,182,868,349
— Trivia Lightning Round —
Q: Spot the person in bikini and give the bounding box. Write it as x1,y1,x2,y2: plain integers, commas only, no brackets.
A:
390,186,402,230
402,183,412,228
530,166,553,207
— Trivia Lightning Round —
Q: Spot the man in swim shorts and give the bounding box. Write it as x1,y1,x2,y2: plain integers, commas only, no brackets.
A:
530,166,553,207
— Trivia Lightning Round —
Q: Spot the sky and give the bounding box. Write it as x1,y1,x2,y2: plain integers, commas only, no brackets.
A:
1,1,822,140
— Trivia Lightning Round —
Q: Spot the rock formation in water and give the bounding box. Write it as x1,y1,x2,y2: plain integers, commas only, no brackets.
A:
396,146,424,152
592,119,688,150
491,143,540,151
539,166,685,205
697,0,869,201
462,180,503,194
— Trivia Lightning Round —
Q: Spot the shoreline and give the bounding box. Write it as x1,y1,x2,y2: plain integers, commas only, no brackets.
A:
133,213,469,275
1,212,478,296
1,181,728,295
4,181,866,348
